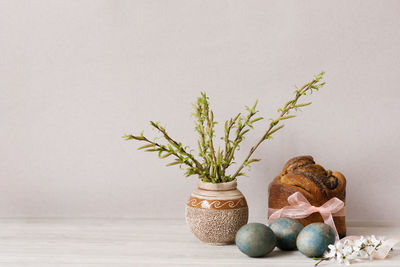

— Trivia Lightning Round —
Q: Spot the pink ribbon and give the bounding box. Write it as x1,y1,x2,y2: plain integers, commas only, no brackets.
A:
267,192,345,241
374,238,400,259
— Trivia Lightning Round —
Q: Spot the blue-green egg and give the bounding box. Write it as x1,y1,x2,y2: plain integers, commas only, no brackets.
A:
235,223,276,257
296,222,336,257
268,217,304,250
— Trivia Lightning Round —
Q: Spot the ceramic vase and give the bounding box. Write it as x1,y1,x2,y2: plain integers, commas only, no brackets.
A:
185,180,249,245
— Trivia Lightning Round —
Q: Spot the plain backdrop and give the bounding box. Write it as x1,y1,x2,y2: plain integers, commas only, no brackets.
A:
1,0,400,221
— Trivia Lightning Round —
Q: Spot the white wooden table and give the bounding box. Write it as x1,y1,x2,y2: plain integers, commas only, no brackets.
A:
0,219,398,266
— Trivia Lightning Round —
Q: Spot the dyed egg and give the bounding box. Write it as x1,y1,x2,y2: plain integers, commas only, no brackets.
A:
268,217,304,250
296,222,335,257
235,223,276,257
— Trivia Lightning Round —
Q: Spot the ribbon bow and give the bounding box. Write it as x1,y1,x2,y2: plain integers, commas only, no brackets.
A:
267,192,345,241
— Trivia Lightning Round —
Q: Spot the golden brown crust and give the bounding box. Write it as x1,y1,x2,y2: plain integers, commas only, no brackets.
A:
282,155,315,173
268,155,347,237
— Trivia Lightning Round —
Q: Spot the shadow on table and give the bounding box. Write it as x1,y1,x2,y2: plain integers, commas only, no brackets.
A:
262,249,298,258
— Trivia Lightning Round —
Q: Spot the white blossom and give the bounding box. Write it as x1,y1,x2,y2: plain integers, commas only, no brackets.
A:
318,235,386,266
324,244,337,258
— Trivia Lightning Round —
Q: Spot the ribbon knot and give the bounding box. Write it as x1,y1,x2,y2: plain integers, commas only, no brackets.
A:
267,192,345,241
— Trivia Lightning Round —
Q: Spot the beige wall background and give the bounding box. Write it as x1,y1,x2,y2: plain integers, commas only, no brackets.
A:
1,0,400,220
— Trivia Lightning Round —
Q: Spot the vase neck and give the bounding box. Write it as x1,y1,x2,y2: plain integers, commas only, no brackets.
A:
197,180,237,191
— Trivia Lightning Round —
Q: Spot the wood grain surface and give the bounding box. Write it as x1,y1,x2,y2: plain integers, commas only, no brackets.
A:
0,219,398,266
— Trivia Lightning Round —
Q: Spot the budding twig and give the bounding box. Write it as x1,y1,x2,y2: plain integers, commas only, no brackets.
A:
124,72,325,183
231,72,325,179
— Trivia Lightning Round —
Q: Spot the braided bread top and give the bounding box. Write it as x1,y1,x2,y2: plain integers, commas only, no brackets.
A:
277,155,346,200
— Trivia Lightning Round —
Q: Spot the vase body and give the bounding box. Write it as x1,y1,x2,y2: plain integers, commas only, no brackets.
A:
185,180,249,245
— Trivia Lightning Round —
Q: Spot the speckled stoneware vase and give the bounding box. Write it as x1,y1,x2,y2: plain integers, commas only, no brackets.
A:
185,180,249,245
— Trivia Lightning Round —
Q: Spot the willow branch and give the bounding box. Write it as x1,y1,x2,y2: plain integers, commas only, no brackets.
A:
123,134,198,171
150,121,204,171
231,72,325,179
205,106,217,163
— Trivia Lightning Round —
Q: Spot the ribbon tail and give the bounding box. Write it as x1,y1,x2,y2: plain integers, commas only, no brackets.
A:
267,208,282,224
374,238,400,260
321,212,340,241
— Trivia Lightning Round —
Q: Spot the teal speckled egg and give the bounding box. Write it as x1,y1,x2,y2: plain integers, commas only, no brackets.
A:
268,218,304,250
235,223,276,257
296,223,335,257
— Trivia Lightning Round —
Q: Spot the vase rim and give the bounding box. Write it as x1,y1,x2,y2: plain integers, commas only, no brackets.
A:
197,179,237,191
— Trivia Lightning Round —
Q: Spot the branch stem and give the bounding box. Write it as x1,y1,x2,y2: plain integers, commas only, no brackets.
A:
151,122,204,171
231,76,323,179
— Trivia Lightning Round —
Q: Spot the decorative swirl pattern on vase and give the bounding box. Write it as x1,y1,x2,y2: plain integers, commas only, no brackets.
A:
187,196,247,210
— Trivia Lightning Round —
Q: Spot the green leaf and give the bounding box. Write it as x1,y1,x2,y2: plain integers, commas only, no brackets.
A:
210,165,214,178
166,161,181,167
241,129,250,136
278,115,296,121
216,148,221,164
250,117,263,123
122,135,133,140
123,135,145,141
294,102,312,108
247,158,261,164
268,125,285,135
137,143,155,150
251,99,258,111
233,113,241,123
